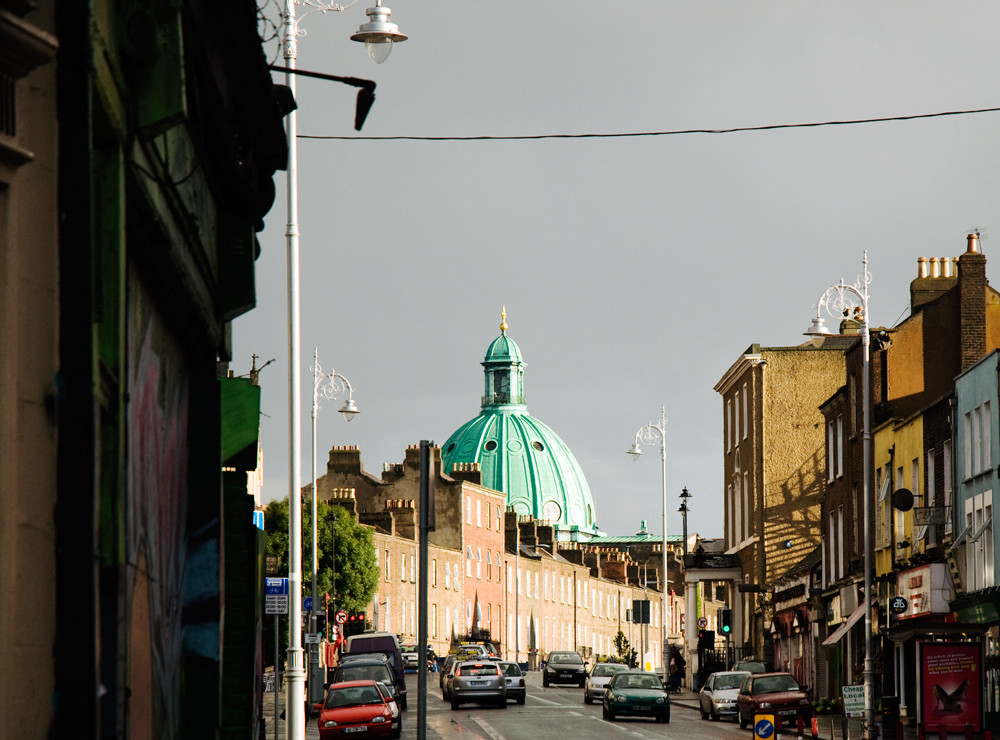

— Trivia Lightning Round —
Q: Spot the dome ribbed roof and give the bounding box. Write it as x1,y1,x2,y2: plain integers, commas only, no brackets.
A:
441,316,600,540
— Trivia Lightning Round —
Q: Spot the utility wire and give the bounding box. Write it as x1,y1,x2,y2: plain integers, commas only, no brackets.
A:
300,105,1000,141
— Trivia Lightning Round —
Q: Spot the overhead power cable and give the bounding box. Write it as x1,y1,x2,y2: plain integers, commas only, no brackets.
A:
299,105,1000,141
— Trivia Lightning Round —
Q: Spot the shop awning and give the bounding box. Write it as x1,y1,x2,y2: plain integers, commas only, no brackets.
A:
822,601,866,646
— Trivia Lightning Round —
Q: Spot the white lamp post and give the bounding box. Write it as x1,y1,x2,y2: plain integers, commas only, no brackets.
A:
804,252,873,737
279,2,402,736
628,406,670,687
308,348,358,703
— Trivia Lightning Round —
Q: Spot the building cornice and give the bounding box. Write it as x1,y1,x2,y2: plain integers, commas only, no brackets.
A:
714,354,764,395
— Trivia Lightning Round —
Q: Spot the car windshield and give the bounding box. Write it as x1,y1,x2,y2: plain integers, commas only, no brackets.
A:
500,663,521,677
593,665,620,678
715,674,747,690
615,674,662,690
753,675,800,694
550,653,582,664
336,665,392,684
325,686,384,708
737,661,767,673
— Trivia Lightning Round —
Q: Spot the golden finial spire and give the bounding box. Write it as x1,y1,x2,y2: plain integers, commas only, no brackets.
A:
500,306,508,333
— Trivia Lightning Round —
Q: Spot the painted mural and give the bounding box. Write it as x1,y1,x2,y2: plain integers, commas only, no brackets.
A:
127,273,191,738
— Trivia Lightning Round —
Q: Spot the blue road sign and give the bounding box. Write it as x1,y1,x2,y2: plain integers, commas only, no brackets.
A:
304,596,313,611
265,577,289,595
754,717,775,739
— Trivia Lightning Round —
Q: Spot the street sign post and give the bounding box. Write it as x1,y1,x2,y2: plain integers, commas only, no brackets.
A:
697,617,708,629
265,577,289,615
335,610,348,625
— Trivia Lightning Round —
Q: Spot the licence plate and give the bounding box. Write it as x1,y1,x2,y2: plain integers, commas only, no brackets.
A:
470,680,486,685
344,728,368,734
632,705,651,712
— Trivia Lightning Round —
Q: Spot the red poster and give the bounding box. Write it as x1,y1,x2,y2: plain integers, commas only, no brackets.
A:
920,642,982,731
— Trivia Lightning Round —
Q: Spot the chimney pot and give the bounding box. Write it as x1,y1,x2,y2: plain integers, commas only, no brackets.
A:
917,257,928,278
968,231,981,254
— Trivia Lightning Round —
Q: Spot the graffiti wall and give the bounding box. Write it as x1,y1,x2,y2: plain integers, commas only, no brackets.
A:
127,272,191,737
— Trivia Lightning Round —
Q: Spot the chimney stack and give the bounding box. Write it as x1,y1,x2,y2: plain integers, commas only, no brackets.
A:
959,231,987,371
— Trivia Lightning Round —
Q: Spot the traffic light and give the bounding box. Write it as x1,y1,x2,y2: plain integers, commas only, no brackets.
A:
315,613,327,639
344,610,367,638
719,608,732,635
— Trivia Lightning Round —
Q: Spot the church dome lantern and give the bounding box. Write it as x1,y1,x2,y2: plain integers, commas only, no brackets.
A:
442,310,601,541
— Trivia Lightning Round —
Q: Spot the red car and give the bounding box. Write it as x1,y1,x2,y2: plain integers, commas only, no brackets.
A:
315,680,401,739
736,672,811,730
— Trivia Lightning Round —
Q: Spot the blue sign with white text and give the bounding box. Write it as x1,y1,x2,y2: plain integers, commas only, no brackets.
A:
265,577,289,595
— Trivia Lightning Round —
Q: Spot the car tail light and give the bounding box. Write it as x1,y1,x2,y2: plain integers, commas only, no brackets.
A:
519,679,525,687
455,667,462,676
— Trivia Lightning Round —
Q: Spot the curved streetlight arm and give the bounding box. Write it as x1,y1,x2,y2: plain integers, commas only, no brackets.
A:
808,253,874,735
627,406,669,686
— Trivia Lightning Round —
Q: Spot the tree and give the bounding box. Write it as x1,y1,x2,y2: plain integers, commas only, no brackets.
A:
264,497,378,612
612,630,638,668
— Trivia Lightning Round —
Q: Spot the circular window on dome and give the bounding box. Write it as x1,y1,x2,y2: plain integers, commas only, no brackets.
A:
446,443,456,454
543,501,562,522
484,440,497,451
532,441,545,452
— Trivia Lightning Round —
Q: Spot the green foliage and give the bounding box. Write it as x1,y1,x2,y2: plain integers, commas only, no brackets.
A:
264,497,378,612
612,630,639,668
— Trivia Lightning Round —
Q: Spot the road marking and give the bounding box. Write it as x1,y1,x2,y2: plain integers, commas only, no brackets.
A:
526,694,562,706
470,716,505,739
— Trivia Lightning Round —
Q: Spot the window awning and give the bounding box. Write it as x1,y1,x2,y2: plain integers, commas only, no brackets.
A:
822,601,866,646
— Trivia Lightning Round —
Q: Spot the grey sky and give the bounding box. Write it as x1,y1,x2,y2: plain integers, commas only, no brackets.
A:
236,1,1000,541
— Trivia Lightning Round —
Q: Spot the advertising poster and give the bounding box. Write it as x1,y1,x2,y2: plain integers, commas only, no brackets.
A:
920,642,982,731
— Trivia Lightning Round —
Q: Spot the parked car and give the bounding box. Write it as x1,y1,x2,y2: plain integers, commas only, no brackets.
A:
344,632,407,710
601,670,670,723
498,661,526,704
439,655,458,693
315,679,400,739
736,672,811,729
584,662,628,704
450,660,507,710
400,643,420,671
329,656,405,712
731,658,769,674
543,650,586,687
699,670,751,721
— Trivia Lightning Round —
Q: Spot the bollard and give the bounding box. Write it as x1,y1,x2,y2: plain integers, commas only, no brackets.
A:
917,723,925,740
964,723,974,740
938,725,947,740
797,716,805,740
810,716,819,740
896,722,903,740
776,714,783,740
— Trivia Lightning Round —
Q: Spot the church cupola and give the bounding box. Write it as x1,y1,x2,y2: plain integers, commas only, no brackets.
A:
482,307,526,408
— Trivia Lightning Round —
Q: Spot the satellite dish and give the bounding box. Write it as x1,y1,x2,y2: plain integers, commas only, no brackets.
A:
892,488,914,512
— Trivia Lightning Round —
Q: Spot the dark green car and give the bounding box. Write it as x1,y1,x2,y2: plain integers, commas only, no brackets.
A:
601,670,670,723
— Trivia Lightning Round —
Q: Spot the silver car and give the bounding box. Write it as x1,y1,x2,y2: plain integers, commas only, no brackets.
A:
450,660,507,710
498,661,526,704
699,670,751,721
584,662,628,704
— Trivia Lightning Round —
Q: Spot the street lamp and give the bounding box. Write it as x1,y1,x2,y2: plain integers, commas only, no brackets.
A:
628,406,669,686
279,2,403,736
678,487,691,556
804,252,873,736
308,348,359,703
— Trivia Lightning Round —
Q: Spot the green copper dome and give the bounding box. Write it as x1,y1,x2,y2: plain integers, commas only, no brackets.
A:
442,312,601,541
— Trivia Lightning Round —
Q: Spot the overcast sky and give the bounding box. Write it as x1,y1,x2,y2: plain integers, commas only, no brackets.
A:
237,1,1000,541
